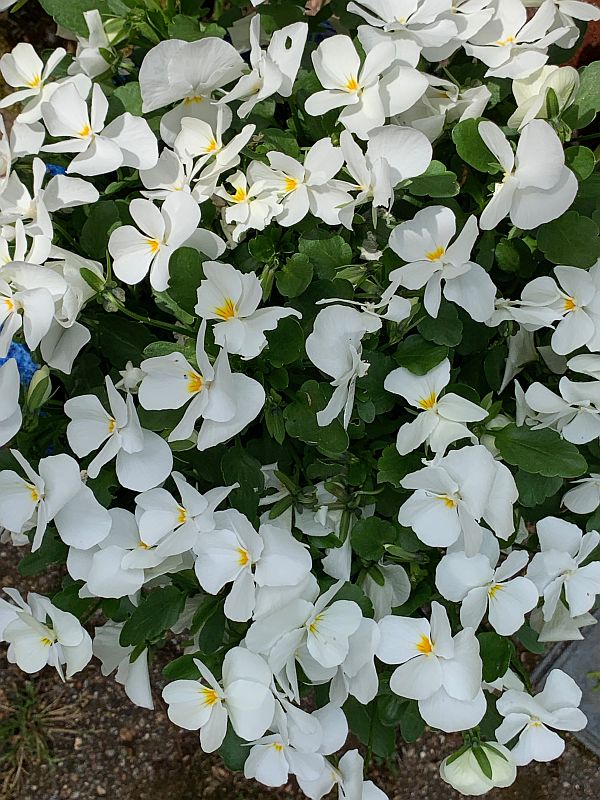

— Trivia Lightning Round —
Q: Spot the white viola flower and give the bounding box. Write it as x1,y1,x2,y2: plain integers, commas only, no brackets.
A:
0,43,81,124
0,157,99,239
195,513,312,622
116,361,144,393
299,748,388,800
139,37,245,144
135,472,233,554
527,516,600,621
306,305,382,429
350,0,459,57
0,276,56,358
478,119,577,230
509,64,579,129
531,601,597,643
384,358,488,455
67,9,112,78
0,358,22,446
8,118,46,158
361,563,411,620
562,474,600,514
305,35,427,141
525,377,600,444
93,621,153,710
421,0,495,60
64,375,173,491
108,193,224,291
67,508,185,599
436,549,539,635
521,265,600,355
0,589,92,679
496,669,587,765
140,148,194,200
387,206,496,321
465,0,568,79
250,138,353,228
195,260,301,360
0,217,52,267
398,444,518,554
440,742,517,796
215,167,282,242
246,580,363,683
41,83,158,177
568,352,600,380
138,322,265,450
526,0,600,48
377,602,486,733
220,15,308,118
162,647,275,752
0,115,10,196
0,449,110,551
336,126,432,227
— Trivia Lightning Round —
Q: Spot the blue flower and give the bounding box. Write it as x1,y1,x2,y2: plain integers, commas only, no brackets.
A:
0,343,40,385
46,164,67,176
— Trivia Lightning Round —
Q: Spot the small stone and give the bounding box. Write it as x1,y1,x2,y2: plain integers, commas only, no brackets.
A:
74,736,83,750
96,786,106,797
119,726,136,742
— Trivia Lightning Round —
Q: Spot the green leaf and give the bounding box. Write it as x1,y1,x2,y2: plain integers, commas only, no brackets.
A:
399,699,425,743
568,62,600,127
565,146,595,181
343,698,396,758
452,118,502,174
298,234,353,280
408,160,459,197
276,253,313,297
219,727,248,771
254,128,302,161
376,693,407,727
168,14,226,40
167,247,204,314
94,313,154,367
110,83,143,117
221,445,265,520
377,446,421,488
417,302,463,346
284,380,349,455
472,746,493,780
39,0,111,35
515,471,563,508
395,335,448,375
478,631,513,683
120,586,185,647
515,623,545,655
81,201,120,259
537,211,600,268
162,654,201,681
197,603,226,653
18,529,68,576
264,316,304,366
351,517,399,561
52,581,97,618
494,423,587,478
330,582,374,618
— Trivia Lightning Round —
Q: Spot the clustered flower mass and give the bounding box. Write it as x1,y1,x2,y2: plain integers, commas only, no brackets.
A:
1,0,600,795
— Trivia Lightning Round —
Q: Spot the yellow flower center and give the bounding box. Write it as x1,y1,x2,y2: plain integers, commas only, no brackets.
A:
308,613,324,634
108,417,117,434
40,636,54,646
426,246,446,262
147,238,161,254
78,124,91,138
186,371,204,394
205,138,219,153
214,297,237,320
231,186,247,203
418,391,437,410
236,547,250,567
26,482,41,503
564,297,577,312
496,35,515,46
437,494,457,509
3,297,15,312
183,95,204,105
488,584,503,599
416,634,433,655
284,176,298,192
28,74,41,89
345,76,359,92
272,743,284,752
177,506,187,525
200,687,219,706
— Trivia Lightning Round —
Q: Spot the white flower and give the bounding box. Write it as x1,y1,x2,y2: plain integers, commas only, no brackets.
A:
496,669,587,765
93,621,153,709
195,261,301,360
67,10,112,79
306,305,382,428
0,276,55,358
0,449,110,551
525,377,600,444
384,358,488,455
41,83,158,177
398,444,518,554
0,358,22,446
436,549,539,635
140,148,194,200
138,322,265,450
0,589,92,679
527,516,600,621
108,193,224,291
562,473,600,514
377,602,486,733
531,602,597,643
298,748,388,800
440,742,517,796
528,0,600,48
162,647,275,752
478,119,577,231
215,167,282,242
388,206,496,321
0,115,10,196
220,15,308,118
116,361,144,393
64,375,173,491
509,64,579,129
465,0,567,79
361,563,411,620
194,512,312,622
244,733,325,788
139,37,245,144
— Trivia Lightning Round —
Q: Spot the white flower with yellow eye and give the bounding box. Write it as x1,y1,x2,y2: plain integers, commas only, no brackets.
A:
162,647,275,753
0,589,92,679
215,167,282,242
384,358,488,455
0,359,21,447
64,375,173,492
377,601,486,733
138,321,266,451
195,261,301,360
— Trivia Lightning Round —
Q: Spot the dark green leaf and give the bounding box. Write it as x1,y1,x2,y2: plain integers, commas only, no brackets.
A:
395,335,448,375
120,586,185,647
537,211,600,268
452,118,503,174
494,424,587,478
478,631,513,683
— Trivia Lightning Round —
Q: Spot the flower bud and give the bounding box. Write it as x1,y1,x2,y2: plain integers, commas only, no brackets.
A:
26,366,51,411
440,742,517,796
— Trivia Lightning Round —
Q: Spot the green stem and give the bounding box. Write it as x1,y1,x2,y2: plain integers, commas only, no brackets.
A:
110,297,194,336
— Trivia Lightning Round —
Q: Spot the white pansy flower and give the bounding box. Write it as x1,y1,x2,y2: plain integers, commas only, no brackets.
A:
384,358,488,455
93,621,153,709
440,742,517,796
509,64,579,129
377,602,486,733
215,167,283,242
525,377,600,444
479,119,577,230
0,358,22,446
496,669,586,765
0,276,55,358
361,563,411,620
526,0,600,48
562,473,600,514
298,748,388,800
